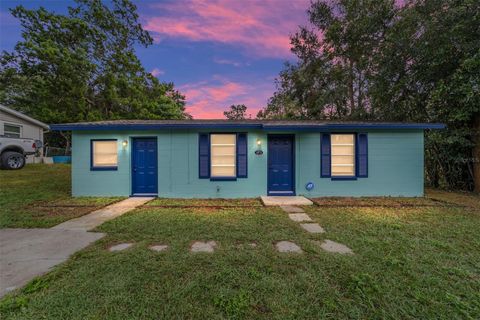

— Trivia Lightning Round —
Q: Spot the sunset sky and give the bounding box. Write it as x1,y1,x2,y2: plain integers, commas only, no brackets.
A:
0,0,310,118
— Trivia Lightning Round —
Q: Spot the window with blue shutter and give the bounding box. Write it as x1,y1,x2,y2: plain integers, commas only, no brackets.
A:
198,133,210,178
236,133,248,178
320,133,331,177
199,133,248,180
357,133,368,177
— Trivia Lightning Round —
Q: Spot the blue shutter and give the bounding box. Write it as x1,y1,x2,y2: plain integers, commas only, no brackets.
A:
198,133,210,178
236,133,248,178
357,133,368,177
321,133,331,177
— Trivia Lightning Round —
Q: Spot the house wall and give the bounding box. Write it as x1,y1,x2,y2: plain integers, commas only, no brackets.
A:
0,110,45,163
71,129,424,197
296,131,424,197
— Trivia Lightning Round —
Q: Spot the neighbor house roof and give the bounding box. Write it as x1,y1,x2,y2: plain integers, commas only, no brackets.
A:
49,119,445,131
0,104,49,129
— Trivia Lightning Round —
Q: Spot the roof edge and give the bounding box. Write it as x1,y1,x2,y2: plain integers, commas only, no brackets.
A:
50,122,445,131
0,105,49,129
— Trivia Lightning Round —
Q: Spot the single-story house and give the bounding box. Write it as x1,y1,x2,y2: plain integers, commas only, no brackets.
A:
0,104,49,163
50,120,444,198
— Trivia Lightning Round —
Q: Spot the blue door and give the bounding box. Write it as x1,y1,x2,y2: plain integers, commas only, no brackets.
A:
268,135,295,196
132,138,158,195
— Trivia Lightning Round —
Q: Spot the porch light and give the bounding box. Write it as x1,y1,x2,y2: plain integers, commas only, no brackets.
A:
256,139,262,147
122,140,128,148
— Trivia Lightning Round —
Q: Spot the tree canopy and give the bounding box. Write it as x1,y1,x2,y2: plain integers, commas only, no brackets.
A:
0,0,189,126
224,104,248,120
258,0,480,191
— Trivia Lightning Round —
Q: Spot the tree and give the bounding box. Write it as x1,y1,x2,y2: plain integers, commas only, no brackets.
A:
224,104,247,120
258,0,395,120
0,0,189,148
371,0,480,191
258,0,480,191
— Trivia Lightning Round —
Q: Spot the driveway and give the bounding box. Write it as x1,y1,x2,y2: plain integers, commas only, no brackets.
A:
0,197,153,298
0,228,104,297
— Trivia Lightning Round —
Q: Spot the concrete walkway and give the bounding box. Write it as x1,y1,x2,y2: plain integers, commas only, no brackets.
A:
0,229,104,297
0,197,153,298
261,196,313,206
52,197,154,231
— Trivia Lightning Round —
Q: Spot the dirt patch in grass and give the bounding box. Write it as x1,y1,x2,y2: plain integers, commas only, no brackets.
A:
145,197,263,207
426,188,480,209
25,198,124,220
311,196,460,208
32,206,97,218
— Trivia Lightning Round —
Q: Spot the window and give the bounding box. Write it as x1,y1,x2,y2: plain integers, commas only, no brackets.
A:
91,140,118,170
210,134,236,177
331,134,355,176
4,124,21,138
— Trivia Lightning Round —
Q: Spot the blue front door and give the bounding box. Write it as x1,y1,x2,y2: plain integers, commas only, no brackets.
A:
132,138,158,195
268,135,295,196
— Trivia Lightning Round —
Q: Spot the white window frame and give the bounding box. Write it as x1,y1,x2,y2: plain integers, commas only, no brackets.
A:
331,133,356,177
3,123,22,138
91,139,118,170
210,133,237,178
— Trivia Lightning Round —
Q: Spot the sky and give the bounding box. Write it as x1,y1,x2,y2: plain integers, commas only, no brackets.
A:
0,0,311,118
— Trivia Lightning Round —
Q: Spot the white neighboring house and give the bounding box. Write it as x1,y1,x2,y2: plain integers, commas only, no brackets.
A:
0,104,49,163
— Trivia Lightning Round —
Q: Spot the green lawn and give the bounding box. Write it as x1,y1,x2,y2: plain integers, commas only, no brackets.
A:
0,164,123,228
2,191,479,319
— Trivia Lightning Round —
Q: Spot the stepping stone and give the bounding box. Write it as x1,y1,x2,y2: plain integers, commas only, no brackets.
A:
108,243,133,252
300,223,325,233
317,240,353,254
288,213,312,222
149,244,168,252
191,241,217,253
275,241,303,253
280,205,305,213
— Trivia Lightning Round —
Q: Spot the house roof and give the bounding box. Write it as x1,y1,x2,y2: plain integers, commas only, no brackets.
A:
49,119,445,131
0,104,49,129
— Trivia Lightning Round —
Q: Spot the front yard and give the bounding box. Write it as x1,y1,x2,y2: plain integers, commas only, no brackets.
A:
1,165,479,318
0,164,122,228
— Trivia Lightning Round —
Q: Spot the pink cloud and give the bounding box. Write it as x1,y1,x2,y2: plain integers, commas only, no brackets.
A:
180,78,273,118
150,68,165,77
143,0,310,58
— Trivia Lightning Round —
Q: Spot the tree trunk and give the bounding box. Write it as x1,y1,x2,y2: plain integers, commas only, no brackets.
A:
59,131,71,155
474,113,480,193
348,59,355,115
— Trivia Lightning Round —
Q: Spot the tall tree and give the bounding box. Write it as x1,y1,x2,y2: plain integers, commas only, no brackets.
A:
259,0,480,191
0,0,188,128
372,0,480,191
224,104,247,120
259,0,396,120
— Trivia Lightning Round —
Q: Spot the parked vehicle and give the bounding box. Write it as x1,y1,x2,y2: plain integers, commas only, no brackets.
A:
0,136,42,169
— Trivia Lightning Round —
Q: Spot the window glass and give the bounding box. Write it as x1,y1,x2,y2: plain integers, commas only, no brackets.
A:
331,134,355,176
92,140,118,167
210,134,236,177
4,124,21,138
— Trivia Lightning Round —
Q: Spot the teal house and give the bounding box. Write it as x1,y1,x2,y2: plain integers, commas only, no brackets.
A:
50,120,444,198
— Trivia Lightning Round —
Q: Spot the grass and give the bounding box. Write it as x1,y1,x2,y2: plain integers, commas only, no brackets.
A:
2,193,480,319
0,164,123,228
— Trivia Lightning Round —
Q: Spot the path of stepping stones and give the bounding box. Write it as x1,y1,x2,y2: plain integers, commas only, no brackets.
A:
106,205,353,255
279,205,353,254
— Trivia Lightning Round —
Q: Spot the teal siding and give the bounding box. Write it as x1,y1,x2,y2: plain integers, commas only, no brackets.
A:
72,130,267,197
296,131,424,197
72,130,424,197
